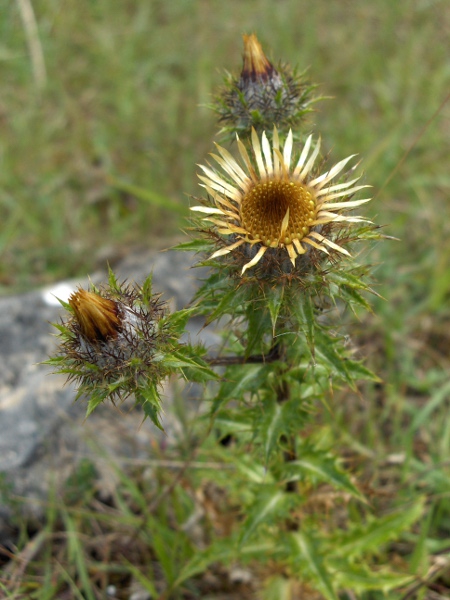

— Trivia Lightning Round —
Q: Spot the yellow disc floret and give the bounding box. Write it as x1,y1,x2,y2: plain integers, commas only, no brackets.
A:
240,179,315,247
192,127,371,274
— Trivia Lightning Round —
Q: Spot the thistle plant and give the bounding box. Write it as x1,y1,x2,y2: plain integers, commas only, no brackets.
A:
48,34,424,599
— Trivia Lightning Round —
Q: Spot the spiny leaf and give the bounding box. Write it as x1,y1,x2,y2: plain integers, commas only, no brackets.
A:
314,328,352,384
345,359,381,382
292,292,316,349
159,308,194,334
282,454,364,500
232,455,273,484
162,350,216,383
339,284,373,312
137,385,164,430
290,532,338,600
245,304,273,357
329,497,425,560
257,396,309,464
239,487,289,545
140,273,154,305
206,285,250,322
259,397,284,464
266,285,284,334
211,364,270,413
327,269,373,291
85,389,109,417
106,265,121,292
214,410,253,436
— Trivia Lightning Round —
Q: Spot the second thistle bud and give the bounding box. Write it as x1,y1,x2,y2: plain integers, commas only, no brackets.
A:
212,34,318,139
48,270,215,429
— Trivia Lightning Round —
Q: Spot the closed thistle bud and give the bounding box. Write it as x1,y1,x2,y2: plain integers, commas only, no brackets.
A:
48,271,187,429
212,34,318,139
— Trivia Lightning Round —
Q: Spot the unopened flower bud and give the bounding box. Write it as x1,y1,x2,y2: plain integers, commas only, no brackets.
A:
48,273,185,428
212,34,318,139
69,289,122,343
48,271,215,428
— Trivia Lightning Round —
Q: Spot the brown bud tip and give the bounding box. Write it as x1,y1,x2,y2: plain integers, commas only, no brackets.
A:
69,289,122,343
241,34,276,82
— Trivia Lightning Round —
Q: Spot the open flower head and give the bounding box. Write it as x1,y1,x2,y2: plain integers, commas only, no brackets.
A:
192,127,371,276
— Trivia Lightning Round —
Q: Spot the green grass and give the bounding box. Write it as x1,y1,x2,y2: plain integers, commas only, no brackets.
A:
1,0,450,598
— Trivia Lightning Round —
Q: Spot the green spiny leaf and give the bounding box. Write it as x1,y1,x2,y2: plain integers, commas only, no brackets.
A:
141,273,154,304
212,364,270,413
293,292,316,349
107,264,120,292
159,308,194,334
345,359,381,382
314,328,351,384
327,269,372,291
290,532,338,600
85,388,111,417
239,487,289,545
163,349,217,383
246,304,272,357
258,397,284,464
232,455,273,484
329,497,425,560
137,385,164,430
207,283,249,322
214,410,253,437
283,453,364,500
339,284,373,312
266,285,284,334
173,536,275,588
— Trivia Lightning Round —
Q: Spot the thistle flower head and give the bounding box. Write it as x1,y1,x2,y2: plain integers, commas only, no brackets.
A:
48,272,185,428
192,127,371,277
212,34,317,139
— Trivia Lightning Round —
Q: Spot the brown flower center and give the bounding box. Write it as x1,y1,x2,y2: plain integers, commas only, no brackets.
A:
240,179,316,247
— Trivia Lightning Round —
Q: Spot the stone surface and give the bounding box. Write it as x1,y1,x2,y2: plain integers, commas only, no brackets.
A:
0,249,216,538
